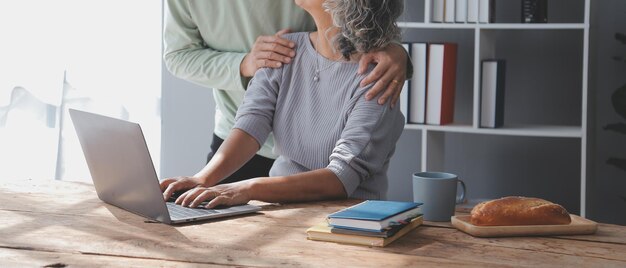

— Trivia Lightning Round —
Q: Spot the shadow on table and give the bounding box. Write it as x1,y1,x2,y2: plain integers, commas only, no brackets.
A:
0,182,332,267
103,204,195,242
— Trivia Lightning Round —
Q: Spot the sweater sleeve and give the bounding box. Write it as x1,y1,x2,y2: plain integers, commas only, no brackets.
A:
163,0,248,91
326,86,405,196
233,67,282,148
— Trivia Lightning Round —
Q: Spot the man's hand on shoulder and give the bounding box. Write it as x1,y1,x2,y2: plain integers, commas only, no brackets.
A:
358,43,409,108
240,28,296,78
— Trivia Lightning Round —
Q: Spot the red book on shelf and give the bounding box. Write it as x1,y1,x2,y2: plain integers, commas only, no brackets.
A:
426,43,458,125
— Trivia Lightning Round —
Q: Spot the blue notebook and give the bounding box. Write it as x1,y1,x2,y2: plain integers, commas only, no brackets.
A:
328,200,423,231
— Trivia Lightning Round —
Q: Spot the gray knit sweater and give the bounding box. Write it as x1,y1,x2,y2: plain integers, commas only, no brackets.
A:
234,32,405,199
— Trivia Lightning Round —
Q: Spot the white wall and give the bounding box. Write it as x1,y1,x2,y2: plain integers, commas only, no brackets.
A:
160,65,215,179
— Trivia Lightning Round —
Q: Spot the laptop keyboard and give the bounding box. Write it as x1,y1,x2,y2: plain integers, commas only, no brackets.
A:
166,202,220,219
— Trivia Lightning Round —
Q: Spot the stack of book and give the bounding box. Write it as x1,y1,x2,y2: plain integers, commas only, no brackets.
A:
431,0,495,23
400,42,458,125
306,200,423,247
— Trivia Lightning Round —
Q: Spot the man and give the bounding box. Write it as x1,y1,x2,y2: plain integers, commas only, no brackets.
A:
163,0,410,184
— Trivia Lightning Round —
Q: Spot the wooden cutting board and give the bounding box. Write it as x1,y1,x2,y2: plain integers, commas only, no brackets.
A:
451,214,598,238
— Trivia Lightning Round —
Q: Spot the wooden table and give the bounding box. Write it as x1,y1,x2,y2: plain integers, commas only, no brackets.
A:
1,179,625,267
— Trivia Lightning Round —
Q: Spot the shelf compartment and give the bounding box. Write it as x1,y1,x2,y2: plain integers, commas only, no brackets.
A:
405,123,582,138
397,0,590,217
477,29,584,128
402,29,476,126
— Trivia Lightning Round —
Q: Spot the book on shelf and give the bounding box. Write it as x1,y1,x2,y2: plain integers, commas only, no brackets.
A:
327,200,423,231
400,43,411,123
478,0,495,23
306,216,423,247
432,0,444,23
522,0,548,23
444,0,455,23
426,43,458,125
409,43,428,124
455,0,468,23
467,0,479,23
480,59,506,128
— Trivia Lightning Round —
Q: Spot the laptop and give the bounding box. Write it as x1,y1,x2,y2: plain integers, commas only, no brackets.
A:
69,109,261,224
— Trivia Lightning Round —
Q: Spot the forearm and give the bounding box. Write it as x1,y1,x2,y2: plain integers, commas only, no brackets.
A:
247,169,347,203
163,48,247,91
194,129,260,186
163,0,247,91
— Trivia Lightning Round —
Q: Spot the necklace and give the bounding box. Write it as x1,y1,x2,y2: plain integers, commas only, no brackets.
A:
313,33,342,82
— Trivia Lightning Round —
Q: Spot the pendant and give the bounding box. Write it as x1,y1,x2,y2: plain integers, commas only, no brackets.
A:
313,75,319,82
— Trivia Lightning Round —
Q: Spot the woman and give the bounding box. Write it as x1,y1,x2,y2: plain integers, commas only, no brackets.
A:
161,0,405,208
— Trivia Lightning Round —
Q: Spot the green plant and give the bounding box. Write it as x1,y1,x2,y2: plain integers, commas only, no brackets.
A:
603,32,626,202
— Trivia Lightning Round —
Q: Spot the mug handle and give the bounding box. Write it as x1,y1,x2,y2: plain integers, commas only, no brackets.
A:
456,179,466,204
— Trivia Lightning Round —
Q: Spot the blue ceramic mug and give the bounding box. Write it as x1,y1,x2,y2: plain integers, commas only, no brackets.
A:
412,172,466,222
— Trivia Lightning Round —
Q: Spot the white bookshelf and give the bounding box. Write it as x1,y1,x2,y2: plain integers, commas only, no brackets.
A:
401,0,591,216
398,22,586,30
404,124,582,138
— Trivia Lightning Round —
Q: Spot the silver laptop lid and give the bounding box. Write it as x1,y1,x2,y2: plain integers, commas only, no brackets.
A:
69,109,172,224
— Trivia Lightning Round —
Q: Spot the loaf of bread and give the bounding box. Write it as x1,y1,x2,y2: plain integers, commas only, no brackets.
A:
470,196,571,226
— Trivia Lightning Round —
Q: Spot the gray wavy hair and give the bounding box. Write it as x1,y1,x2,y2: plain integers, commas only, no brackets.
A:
323,0,404,60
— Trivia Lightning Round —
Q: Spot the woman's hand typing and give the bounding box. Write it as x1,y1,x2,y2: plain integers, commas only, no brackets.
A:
160,176,207,201
174,180,254,209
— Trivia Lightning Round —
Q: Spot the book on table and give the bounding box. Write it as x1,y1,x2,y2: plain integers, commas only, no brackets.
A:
306,216,423,247
327,200,423,232
330,214,422,238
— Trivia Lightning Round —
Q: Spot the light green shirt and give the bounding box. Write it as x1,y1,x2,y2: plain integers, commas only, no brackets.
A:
163,0,316,159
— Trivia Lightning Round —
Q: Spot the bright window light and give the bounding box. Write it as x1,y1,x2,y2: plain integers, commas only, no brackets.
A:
0,0,162,182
